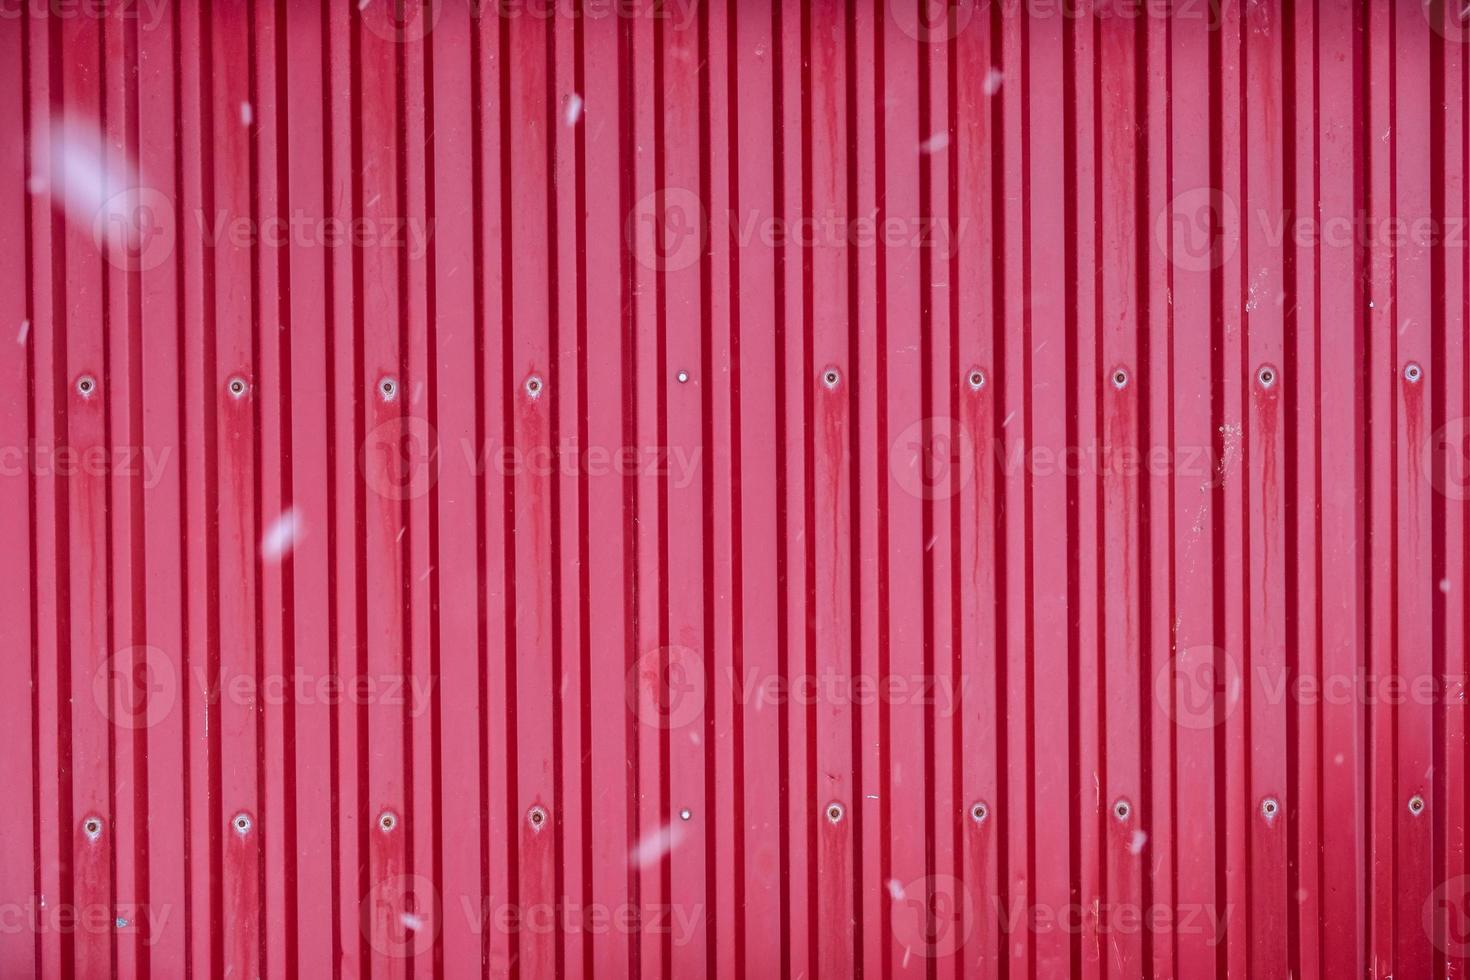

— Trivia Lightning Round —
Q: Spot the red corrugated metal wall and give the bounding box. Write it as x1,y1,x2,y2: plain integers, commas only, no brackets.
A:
2,0,1468,977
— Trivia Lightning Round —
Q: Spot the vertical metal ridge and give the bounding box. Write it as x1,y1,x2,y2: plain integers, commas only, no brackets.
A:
724,5,748,978
570,8,595,979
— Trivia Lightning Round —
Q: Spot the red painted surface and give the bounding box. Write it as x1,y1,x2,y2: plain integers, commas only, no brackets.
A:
2,1,1469,978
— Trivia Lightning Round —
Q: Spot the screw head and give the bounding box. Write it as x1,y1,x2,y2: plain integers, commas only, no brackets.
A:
1409,795,1425,815
679,808,692,821
1113,799,1131,821
1260,797,1280,818
1111,368,1129,390
76,375,97,397
232,812,252,835
378,811,398,833
825,802,845,824
83,817,103,840
1405,362,1423,384
676,370,690,384
378,377,398,402
1257,365,1278,389
527,805,547,831
822,368,840,389
228,376,249,399
967,369,985,391
970,802,988,823
525,375,544,398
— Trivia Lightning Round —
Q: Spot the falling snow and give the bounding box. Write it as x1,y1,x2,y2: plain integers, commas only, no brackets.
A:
261,508,301,561
42,117,132,237
629,823,684,868
919,132,950,154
